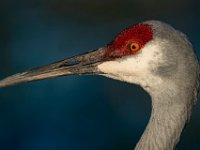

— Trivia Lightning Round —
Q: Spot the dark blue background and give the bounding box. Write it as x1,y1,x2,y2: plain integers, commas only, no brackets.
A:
0,0,200,149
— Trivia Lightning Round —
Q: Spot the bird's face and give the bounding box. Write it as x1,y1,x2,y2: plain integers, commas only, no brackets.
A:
98,23,164,87
0,21,166,88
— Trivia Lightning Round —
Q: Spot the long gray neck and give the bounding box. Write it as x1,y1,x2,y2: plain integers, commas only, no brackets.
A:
135,87,193,150
133,21,199,149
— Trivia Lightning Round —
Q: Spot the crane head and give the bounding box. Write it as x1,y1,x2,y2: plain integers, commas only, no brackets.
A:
0,21,197,90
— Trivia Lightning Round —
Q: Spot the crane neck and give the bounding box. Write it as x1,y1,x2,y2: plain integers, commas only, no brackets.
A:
135,85,192,150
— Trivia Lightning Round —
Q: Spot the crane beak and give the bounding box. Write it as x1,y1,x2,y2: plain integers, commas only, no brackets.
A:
0,47,108,88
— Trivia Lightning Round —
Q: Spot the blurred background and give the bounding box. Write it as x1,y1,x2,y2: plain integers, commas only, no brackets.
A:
0,0,200,149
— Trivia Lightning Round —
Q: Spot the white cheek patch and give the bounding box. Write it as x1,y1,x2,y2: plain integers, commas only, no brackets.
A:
97,40,165,92
98,41,162,77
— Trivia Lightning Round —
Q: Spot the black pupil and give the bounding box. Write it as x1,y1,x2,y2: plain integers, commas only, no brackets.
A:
131,44,136,49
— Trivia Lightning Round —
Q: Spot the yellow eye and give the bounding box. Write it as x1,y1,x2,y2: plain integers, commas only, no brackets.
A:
129,42,141,53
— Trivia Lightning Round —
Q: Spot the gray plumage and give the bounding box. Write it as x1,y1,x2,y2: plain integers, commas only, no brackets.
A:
0,20,199,150
135,21,200,150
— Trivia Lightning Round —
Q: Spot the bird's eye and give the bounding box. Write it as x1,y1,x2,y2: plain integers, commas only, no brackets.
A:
128,41,141,53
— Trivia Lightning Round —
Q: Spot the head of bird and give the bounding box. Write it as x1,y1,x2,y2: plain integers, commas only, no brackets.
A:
0,21,199,100
97,21,198,97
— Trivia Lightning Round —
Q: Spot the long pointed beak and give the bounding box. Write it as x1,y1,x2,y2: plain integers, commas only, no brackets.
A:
0,47,107,88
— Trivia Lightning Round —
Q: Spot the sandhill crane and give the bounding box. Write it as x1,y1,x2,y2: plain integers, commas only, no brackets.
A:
0,20,199,150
